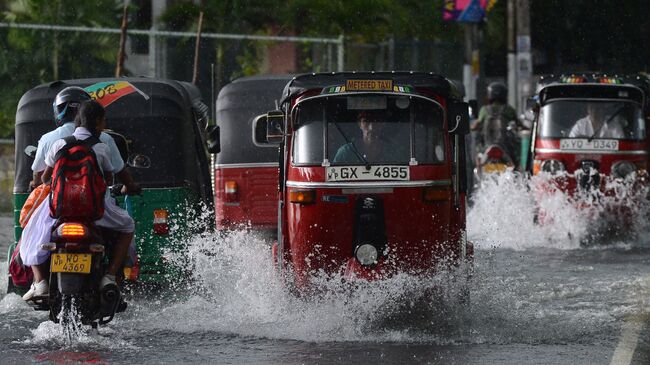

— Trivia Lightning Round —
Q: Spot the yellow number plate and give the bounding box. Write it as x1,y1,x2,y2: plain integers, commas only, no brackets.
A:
51,253,92,274
483,163,508,174
346,79,393,91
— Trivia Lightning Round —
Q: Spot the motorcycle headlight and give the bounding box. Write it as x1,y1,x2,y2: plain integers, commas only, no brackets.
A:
540,159,565,175
611,161,636,179
354,244,378,266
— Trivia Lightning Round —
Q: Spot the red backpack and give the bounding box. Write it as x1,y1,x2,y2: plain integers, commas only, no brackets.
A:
49,135,107,220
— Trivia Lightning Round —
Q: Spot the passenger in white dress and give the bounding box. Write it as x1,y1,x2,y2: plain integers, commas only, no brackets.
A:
21,100,136,301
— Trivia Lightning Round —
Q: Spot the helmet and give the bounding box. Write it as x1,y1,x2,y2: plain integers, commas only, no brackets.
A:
487,82,508,104
52,86,92,126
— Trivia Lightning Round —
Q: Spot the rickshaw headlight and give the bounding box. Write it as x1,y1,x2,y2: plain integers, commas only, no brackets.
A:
540,159,565,175
611,161,636,179
354,244,378,266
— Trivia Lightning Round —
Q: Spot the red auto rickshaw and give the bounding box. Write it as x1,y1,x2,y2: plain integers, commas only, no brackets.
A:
253,72,472,288
528,74,650,220
212,75,292,234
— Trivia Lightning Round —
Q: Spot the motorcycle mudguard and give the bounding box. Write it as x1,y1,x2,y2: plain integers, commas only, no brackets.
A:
57,273,88,295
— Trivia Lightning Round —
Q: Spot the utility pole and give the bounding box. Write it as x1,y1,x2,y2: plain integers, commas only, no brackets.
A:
508,0,533,113
463,23,480,101
507,0,517,110
516,0,532,113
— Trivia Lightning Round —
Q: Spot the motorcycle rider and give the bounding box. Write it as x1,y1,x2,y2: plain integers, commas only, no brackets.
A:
471,82,523,166
21,88,139,301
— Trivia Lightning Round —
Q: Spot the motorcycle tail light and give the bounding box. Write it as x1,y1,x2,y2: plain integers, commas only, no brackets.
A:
423,186,451,202
225,181,238,202
57,223,87,238
124,260,140,282
485,146,504,161
289,189,316,204
153,209,169,235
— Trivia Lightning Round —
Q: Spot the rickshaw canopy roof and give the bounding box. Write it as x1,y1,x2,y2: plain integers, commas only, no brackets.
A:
280,72,463,106
15,77,202,126
536,73,650,106
14,77,212,196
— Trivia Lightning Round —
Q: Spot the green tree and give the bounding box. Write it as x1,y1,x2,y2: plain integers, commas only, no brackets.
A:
0,0,123,137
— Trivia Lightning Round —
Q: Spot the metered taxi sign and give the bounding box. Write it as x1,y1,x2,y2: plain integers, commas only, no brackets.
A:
346,79,393,91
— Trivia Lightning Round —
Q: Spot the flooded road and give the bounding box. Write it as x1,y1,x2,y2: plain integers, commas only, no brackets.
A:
2,175,650,364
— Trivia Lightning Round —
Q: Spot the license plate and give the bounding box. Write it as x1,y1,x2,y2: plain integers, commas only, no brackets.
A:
326,165,409,182
51,253,92,274
559,139,619,151
483,163,508,174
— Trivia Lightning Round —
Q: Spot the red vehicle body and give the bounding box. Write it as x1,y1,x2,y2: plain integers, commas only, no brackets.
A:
254,72,472,288
213,75,292,232
529,74,650,219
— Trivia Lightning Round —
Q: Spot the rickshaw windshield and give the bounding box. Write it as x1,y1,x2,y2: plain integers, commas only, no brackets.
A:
539,100,645,140
292,95,445,165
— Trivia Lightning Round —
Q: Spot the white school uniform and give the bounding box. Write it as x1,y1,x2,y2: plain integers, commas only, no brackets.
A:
20,127,134,266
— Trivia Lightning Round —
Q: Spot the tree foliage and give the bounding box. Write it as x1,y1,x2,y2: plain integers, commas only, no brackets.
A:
0,0,122,137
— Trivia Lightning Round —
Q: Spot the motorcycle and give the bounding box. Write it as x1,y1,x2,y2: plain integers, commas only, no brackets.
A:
473,121,519,183
31,184,132,329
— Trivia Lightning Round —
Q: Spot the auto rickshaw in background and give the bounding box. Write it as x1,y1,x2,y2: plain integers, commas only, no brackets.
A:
211,75,292,235
254,72,473,290
8,78,214,291
528,73,650,224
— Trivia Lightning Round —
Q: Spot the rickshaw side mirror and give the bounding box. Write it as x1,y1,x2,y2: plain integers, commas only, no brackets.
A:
206,125,220,154
468,99,478,119
253,110,284,146
447,101,470,135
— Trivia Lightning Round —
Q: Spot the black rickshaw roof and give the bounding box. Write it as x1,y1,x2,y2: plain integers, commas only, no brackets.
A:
536,73,650,96
535,74,650,107
216,74,293,112
15,77,202,126
280,72,463,105
13,77,213,199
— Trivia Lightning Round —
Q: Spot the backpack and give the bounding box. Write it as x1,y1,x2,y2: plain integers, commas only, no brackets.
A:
49,135,106,220
9,240,33,288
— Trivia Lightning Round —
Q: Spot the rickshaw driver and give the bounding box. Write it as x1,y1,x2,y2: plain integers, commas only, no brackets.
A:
333,110,406,164
568,103,625,139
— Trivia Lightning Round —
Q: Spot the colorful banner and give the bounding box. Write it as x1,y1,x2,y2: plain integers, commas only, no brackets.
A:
84,81,149,107
443,0,494,23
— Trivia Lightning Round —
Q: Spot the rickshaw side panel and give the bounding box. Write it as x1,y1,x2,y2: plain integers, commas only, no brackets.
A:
214,75,292,232
215,165,278,230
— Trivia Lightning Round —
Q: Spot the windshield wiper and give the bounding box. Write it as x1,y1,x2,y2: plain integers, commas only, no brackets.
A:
588,106,625,142
332,122,370,168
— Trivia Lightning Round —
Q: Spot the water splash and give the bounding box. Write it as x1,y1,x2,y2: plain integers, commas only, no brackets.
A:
468,171,650,249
